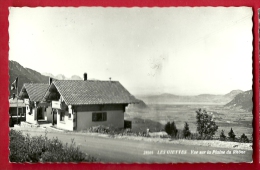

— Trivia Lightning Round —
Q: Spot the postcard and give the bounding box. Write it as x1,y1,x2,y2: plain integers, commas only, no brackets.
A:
8,7,253,163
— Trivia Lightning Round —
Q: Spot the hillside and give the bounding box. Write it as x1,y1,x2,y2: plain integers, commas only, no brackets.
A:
225,90,253,111
9,60,49,95
224,89,244,98
137,90,243,105
9,60,85,96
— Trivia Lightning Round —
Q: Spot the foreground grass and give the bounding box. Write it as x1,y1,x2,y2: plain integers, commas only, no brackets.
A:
9,129,97,162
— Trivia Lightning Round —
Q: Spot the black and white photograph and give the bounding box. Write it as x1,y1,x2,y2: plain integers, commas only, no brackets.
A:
8,7,253,163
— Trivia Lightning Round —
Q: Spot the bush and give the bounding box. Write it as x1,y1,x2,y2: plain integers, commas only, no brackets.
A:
219,130,226,141
239,133,249,143
228,128,236,141
183,122,191,138
196,109,218,140
9,129,97,162
87,125,151,137
88,125,110,133
164,121,178,138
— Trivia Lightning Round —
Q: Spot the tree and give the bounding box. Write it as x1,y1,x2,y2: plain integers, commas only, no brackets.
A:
165,122,172,136
164,121,178,138
196,109,218,140
183,122,191,138
219,130,226,141
228,128,236,141
240,133,249,143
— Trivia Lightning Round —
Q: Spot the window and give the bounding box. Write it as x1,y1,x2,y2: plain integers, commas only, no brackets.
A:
60,111,65,121
18,108,23,116
92,112,107,122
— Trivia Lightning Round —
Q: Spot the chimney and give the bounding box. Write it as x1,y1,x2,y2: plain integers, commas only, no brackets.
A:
49,77,53,85
84,73,87,81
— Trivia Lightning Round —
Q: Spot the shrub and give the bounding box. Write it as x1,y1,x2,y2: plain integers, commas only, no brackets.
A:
87,125,151,137
219,130,226,141
196,109,218,140
175,131,184,139
228,128,236,141
164,121,178,138
239,133,249,143
9,129,97,162
183,122,191,138
88,125,110,134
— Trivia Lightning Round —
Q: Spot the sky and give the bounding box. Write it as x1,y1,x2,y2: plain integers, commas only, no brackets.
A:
8,7,253,96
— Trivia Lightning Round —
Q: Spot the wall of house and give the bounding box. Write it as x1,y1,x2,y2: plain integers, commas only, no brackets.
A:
25,105,37,124
56,109,74,131
25,106,48,124
76,110,124,131
74,104,126,131
55,104,127,131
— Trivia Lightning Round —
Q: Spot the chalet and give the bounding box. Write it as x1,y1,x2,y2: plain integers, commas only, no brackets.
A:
19,83,53,124
43,74,138,131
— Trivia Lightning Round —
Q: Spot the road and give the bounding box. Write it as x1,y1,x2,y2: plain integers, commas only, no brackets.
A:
19,129,252,163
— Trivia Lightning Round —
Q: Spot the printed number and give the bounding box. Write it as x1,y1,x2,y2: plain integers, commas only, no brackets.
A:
143,150,153,155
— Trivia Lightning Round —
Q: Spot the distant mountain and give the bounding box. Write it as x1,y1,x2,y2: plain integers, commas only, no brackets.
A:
9,61,85,95
224,90,244,98
137,90,244,105
55,74,66,80
42,72,55,78
70,75,82,80
9,60,50,95
225,90,253,111
42,73,83,80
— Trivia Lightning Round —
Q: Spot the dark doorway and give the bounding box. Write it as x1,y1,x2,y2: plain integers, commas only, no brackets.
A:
52,109,57,125
37,108,43,120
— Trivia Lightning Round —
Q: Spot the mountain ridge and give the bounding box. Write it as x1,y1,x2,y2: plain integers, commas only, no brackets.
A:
42,72,83,80
9,60,249,107
136,90,244,105
225,90,253,111
9,60,49,95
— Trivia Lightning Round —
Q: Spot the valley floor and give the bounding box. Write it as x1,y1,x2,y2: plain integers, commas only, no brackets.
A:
125,104,253,138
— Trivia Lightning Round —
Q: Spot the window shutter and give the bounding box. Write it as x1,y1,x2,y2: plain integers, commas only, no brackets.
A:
92,113,97,121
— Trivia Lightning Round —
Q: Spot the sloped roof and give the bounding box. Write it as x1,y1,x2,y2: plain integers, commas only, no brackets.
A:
20,83,50,102
50,80,138,105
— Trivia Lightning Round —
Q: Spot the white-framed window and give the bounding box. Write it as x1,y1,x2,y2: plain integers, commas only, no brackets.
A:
92,112,107,122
